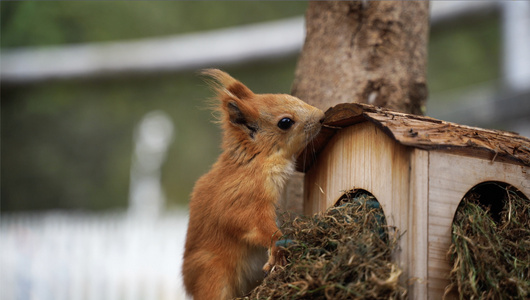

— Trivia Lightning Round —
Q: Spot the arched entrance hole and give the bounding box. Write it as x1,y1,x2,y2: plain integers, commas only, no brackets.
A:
334,189,389,242
448,181,530,298
457,181,529,223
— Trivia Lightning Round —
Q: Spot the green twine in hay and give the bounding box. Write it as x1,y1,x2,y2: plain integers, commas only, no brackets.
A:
447,184,530,299
241,191,406,300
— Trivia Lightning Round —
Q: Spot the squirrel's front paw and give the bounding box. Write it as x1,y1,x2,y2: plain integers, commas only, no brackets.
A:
263,246,287,275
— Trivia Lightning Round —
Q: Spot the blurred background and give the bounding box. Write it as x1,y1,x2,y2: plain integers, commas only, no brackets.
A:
1,1,529,300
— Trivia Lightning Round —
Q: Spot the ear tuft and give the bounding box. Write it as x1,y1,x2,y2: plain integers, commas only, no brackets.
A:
201,69,254,100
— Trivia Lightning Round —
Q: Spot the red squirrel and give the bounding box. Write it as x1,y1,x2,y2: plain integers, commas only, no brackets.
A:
182,69,324,300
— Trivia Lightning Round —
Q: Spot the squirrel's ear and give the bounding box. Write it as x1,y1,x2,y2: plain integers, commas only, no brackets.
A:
227,100,258,138
227,101,246,125
201,69,254,101
225,81,253,101
202,69,259,138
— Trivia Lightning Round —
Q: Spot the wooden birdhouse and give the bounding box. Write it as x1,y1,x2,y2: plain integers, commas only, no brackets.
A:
296,103,530,299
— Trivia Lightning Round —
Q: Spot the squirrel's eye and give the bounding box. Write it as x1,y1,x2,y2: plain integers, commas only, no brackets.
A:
277,118,294,130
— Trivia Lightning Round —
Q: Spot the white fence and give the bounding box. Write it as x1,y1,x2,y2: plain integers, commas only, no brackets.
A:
0,211,190,300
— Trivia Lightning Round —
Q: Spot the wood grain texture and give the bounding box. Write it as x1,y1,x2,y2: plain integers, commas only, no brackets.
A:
427,151,530,299
408,149,429,299
304,122,414,288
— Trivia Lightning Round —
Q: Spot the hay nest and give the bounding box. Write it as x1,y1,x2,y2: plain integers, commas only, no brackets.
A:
242,190,406,300
447,184,530,299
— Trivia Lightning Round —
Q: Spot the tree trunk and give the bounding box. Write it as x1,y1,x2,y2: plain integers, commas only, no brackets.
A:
283,1,430,215
292,0,430,114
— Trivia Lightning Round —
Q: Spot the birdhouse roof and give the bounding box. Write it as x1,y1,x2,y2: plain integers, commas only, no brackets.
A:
297,103,530,172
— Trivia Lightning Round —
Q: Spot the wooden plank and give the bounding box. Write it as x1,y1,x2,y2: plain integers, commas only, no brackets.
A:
408,149,429,299
427,151,530,299
304,122,413,283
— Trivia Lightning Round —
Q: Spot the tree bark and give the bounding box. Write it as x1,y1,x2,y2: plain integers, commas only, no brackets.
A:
283,1,430,215
292,0,430,114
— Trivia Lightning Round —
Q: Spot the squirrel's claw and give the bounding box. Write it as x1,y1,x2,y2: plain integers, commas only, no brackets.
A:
263,247,288,275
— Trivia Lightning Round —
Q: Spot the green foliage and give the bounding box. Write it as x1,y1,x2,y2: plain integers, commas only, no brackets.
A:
428,13,501,94
1,1,308,48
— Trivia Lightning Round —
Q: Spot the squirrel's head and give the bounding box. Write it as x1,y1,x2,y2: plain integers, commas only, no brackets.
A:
202,69,324,164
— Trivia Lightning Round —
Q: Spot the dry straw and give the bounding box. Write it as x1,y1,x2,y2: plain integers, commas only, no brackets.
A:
241,190,406,300
446,184,530,299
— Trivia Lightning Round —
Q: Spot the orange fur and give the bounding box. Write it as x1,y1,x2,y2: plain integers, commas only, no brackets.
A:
182,69,324,299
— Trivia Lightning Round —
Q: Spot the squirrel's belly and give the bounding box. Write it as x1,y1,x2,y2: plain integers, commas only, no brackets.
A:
236,245,267,295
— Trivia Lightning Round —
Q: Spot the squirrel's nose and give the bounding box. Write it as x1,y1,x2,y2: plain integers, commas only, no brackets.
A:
319,117,325,124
